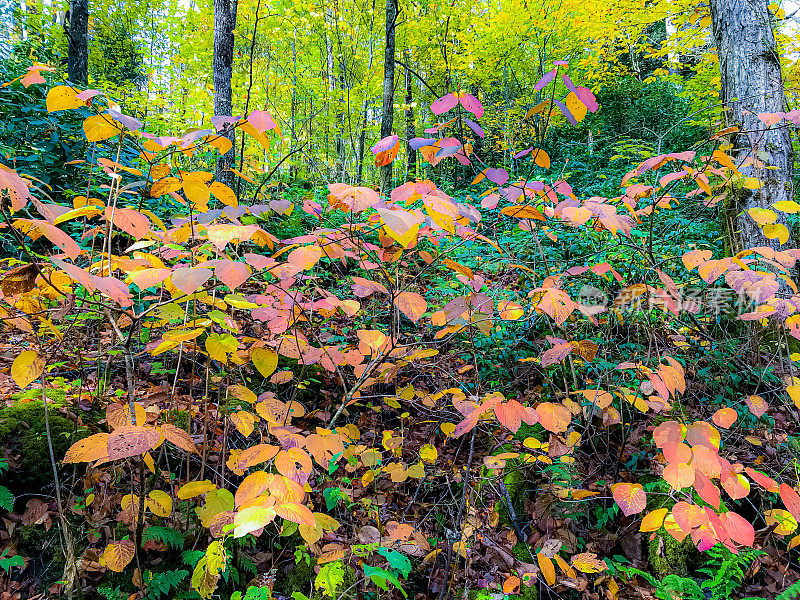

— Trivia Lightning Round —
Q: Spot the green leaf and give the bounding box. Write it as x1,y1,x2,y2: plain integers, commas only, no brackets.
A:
363,564,407,597
315,560,345,598
378,548,412,578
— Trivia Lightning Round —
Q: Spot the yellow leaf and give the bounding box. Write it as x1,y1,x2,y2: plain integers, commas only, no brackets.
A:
46,86,84,112
774,200,800,213
251,347,278,378
743,177,763,190
83,114,121,142
146,490,173,517
565,92,588,122
419,444,438,463
748,207,776,225
763,223,789,245
12,349,44,388
640,508,668,532
571,552,607,574
178,480,217,500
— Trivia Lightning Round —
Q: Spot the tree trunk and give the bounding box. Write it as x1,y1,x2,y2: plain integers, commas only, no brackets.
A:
379,0,397,193
404,50,416,180
213,0,238,190
67,0,88,86
710,0,794,252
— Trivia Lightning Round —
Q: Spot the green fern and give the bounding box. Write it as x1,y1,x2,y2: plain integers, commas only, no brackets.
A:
182,549,205,567
616,564,702,600
142,525,185,550
777,580,800,600
0,486,13,511
698,544,764,600
97,585,127,600
145,569,189,599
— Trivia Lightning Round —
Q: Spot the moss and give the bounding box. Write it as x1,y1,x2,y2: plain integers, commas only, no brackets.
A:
467,582,536,600
513,422,544,443
498,463,526,527
0,399,88,491
647,533,699,578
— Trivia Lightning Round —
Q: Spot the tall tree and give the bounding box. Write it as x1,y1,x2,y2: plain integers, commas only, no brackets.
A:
213,0,238,190
379,0,398,192
67,0,88,86
710,0,793,251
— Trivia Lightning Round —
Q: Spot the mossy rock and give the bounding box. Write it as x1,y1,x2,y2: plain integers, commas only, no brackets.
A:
0,398,88,493
647,532,700,578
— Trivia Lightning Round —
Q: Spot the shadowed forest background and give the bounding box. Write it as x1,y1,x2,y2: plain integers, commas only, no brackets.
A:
3,0,800,598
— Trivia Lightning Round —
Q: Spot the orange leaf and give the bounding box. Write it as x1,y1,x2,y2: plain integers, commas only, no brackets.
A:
235,471,269,508
662,462,695,490
537,553,556,585
107,426,160,460
535,402,571,433
640,508,668,532
502,576,520,594
396,291,427,323
63,433,110,463
160,423,197,453
745,394,768,418
712,407,737,429
611,483,646,516
100,540,135,572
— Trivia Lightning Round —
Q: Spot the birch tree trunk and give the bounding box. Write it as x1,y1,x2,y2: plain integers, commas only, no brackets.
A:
709,0,794,251
213,0,238,190
67,0,88,86
379,0,398,192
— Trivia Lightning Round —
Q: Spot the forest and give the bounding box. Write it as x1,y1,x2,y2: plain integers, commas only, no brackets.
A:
2,0,800,597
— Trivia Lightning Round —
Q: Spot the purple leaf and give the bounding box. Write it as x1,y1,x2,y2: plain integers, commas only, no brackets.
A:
248,110,277,132
107,110,143,132
211,115,240,131
576,87,599,113
371,134,399,154
431,93,458,115
75,89,104,101
554,99,578,125
534,68,557,92
485,168,509,186
554,60,569,66
514,147,534,159
561,74,577,93
459,93,484,118
434,138,462,159
410,137,437,150
465,118,485,138
269,198,293,215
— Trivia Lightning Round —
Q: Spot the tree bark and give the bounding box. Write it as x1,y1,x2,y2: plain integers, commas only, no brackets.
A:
710,0,794,251
213,0,238,190
67,0,88,86
404,49,416,180
379,0,398,192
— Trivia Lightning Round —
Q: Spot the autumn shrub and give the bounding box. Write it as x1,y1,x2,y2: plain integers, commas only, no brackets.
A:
3,58,800,600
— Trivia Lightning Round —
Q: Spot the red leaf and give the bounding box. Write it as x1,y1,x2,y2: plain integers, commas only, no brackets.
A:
780,483,800,522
